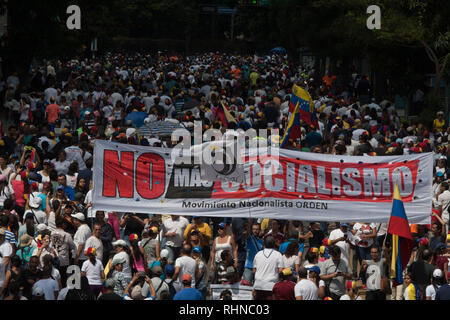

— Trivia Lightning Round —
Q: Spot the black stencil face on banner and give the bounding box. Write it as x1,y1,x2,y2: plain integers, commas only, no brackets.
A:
165,163,215,198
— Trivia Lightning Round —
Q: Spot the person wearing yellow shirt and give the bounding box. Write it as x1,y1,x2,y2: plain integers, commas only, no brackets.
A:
249,71,259,86
184,216,212,261
433,111,445,132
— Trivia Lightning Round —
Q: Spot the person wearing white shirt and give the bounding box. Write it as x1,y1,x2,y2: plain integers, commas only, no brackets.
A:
64,145,87,171
72,213,91,267
161,215,189,263
84,224,104,262
253,236,284,300
328,223,353,265
172,244,198,292
437,181,450,232
295,266,319,300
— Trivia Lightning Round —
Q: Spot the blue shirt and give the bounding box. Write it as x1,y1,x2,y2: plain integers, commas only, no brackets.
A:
278,239,304,255
173,287,203,300
125,111,147,128
64,186,75,201
245,235,263,269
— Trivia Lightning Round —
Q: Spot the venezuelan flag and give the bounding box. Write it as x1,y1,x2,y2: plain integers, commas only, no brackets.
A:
215,102,237,128
388,184,414,286
289,84,318,128
280,101,301,148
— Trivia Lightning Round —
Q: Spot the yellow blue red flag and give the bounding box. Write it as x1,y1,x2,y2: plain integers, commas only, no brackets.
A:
289,84,318,128
388,184,414,286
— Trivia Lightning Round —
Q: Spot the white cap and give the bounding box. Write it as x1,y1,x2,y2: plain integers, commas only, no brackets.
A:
64,106,71,111
84,111,91,115
160,249,170,259
112,239,127,247
433,269,443,278
36,224,48,233
71,212,85,221
126,128,136,138
364,115,372,120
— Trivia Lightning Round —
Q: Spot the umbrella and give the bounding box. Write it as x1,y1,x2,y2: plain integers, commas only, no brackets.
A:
270,47,287,54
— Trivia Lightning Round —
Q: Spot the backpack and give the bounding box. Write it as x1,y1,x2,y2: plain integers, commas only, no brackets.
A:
165,280,176,300
17,246,34,270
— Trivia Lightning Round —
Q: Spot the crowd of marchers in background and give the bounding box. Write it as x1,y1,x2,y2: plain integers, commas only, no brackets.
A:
0,51,448,300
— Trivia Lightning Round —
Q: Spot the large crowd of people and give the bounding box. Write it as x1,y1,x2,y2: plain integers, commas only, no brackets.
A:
0,51,448,300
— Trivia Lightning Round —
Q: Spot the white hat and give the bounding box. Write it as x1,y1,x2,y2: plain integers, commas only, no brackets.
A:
131,285,143,300
71,212,85,221
433,269,443,278
36,224,48,233
64,106,71,111
126,128,136,138
364,115,371,120
112,239,127,247
84,110,91,115
160,249,170,259
29,194,42,208
439,155,447,160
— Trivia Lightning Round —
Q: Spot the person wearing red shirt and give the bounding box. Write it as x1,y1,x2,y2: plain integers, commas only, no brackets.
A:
272,268,296,300
45,97,61,124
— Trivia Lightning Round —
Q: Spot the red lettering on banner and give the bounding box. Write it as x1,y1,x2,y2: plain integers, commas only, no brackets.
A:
136,153,166,199
212,157,419,202
102,150,134,198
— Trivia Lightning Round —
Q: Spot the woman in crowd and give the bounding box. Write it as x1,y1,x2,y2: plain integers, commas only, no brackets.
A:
210,223,238,271
129,233,148,275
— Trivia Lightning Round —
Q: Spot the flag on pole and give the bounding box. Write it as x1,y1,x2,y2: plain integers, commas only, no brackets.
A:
289,84,318,128
214,102,236,128
388,184,414,286
280,101,301,148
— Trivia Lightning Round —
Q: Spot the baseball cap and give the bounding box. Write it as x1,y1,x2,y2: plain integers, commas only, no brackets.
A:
437,171,444,177
64,105,71,111
57,185,65,191
182,273,192,284
85,247,96,256
193,246,202,254
307,266,321,274
160,249,170,259
131,285,143,300
433,269,443,278
417,237,429,246
282,268,292,276
165,264,175,276
71,212,85,221
340,223,350,228
151,265,163,276
129,234,139,242
104,278,116,289
36,224,48,233
112,239,127,247
218,222,226,229
112,256,126,266
150,226,158,234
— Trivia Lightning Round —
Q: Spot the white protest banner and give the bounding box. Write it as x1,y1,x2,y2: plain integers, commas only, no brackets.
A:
210,283,253,300
92,140,432,223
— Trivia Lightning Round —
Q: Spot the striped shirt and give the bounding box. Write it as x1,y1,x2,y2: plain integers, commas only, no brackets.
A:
1,228,17,246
